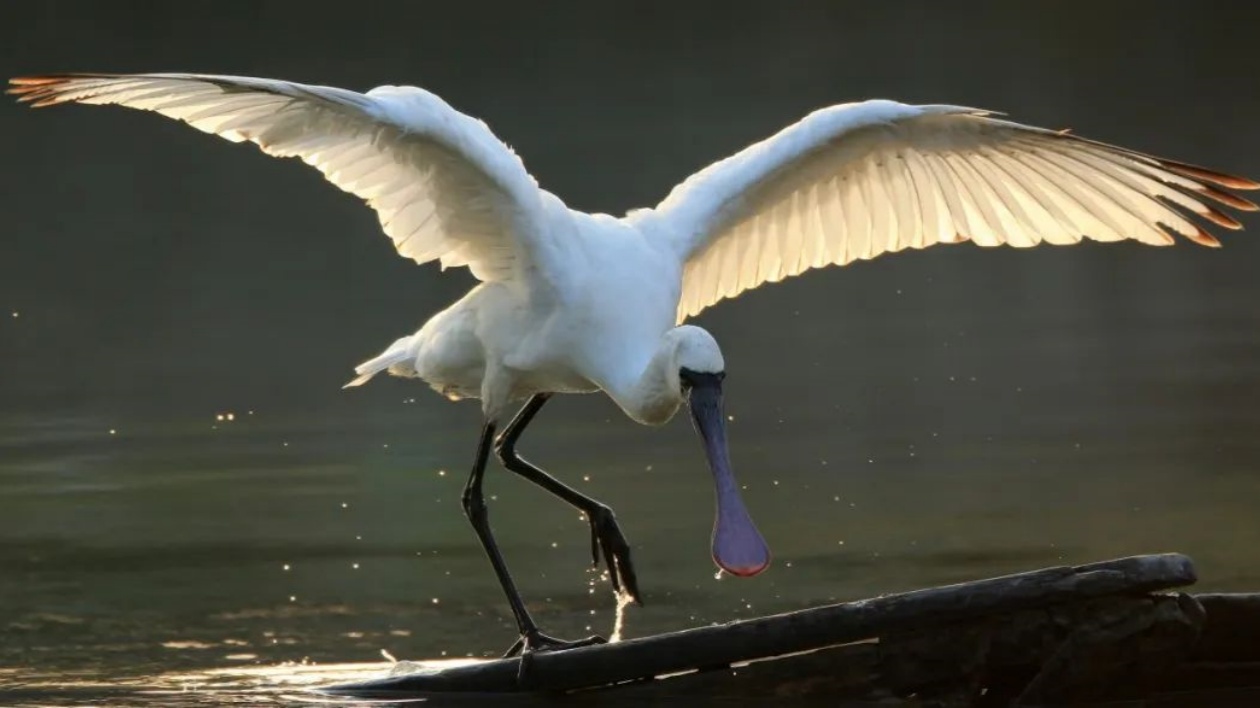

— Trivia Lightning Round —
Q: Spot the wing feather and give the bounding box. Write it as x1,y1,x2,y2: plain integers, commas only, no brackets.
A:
9,72,552,283
646,100,1258,321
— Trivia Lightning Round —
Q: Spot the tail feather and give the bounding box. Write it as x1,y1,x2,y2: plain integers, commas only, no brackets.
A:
343,336,416,389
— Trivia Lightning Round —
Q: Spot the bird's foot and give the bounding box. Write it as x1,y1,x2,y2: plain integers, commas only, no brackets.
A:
585,504,642,604
502,629,605,659
505,629,605,687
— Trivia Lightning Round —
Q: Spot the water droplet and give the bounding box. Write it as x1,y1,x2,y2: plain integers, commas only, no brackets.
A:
352,562,360,570
108,429,117,435
340,502,349,509
438,469,447,477
282,564,291,571
431,598,440,605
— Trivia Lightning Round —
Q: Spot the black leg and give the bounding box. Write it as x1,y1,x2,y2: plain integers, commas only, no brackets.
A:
495,394,642,606
461,421,538,644
462,416,604,667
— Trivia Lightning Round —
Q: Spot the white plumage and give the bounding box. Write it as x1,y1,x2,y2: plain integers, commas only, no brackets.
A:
12,72,1256,653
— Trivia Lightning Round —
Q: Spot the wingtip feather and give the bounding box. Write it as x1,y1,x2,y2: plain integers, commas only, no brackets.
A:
1198,204,1245,230
8,75,75,106
1161,158,1260,191
1188,226,1223,248
1196,184,1259,212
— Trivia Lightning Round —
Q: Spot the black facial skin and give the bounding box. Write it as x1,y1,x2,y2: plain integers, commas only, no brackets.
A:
680,367,725,395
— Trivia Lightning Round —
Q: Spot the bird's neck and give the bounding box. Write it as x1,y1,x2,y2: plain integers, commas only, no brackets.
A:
603,343,682,427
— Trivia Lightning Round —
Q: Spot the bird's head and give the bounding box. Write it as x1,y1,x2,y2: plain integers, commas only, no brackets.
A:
667,326,771,578
667,324,725,391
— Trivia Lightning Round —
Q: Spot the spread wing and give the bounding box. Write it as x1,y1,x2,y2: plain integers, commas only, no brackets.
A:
9,72,552,282
649,100,1258,322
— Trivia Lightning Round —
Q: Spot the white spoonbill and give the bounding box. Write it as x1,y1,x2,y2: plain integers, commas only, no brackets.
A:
10,73,1257,655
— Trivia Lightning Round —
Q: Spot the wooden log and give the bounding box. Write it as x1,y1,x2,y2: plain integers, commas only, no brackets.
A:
1191,594,1260,662
1014,593,1203,706
524,593,1208,705
557,640,885,702
320,553,1195,697
1138,592,1260,696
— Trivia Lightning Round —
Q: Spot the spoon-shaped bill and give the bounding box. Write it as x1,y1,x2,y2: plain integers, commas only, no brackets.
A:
686,374,771,577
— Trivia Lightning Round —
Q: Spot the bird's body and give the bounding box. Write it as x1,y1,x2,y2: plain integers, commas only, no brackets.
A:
11,72,1257,659
359,208,687,425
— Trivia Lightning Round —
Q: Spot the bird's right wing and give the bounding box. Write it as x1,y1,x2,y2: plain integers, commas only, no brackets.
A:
10,73,552,282
647,100,1258,322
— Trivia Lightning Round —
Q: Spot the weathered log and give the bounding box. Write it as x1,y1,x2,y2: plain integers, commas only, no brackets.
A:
1013,593,1203,706
320,553,1195,697
1191,594,1260,662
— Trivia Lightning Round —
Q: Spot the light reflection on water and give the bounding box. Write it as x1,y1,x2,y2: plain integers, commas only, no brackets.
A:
4,660,442,706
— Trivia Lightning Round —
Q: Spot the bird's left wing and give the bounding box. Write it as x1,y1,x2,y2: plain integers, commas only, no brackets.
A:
647,100,1258,322
9,73,549,282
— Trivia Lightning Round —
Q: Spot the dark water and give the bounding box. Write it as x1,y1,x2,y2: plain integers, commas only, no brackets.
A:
6,2,1260,706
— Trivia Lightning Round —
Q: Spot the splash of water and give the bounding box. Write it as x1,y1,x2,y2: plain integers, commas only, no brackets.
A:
609,589,634,643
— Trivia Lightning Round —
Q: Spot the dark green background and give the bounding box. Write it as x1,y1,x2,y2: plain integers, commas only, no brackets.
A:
2,1,1259,698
